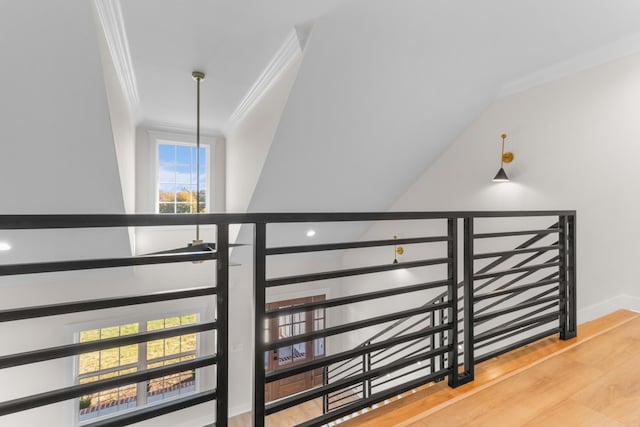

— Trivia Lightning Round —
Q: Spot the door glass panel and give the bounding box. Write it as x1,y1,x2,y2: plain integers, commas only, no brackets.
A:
278,346,292,366
293,343,306,362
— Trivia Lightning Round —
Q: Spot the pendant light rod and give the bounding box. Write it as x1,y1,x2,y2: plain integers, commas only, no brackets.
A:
192,71,205,241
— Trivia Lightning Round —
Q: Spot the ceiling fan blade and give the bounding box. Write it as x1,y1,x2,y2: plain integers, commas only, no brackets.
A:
143,242,216,256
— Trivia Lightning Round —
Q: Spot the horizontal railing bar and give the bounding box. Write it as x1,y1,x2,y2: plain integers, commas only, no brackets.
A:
84,390,217,427
266,323,451,383
472,269,559,318
0,287,216,323
372,341,433,370
371,362,432,388
475,312,559,343
363,232,557,355
296,368,450,427
0,251,216,277
327,362,364,382
265,279,449,318
333,229,560,377
0,356,216,416
266,346,450,415
474,293,559,324
327,386,363,404
266,236,449,256
266,258,450,287
474,278,559,301
0,211,576,229
474,228,560,239
264,301,451,351
475,328,560,364
0,321,217,369
475,312,558,351
473,245,559,260
474,262,560,280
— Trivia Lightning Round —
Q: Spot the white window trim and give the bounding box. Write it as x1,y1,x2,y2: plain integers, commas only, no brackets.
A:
148,129,217,215
70,307,206,427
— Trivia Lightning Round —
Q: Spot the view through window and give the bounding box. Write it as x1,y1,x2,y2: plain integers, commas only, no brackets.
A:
77,314,198,423
157,143,208,214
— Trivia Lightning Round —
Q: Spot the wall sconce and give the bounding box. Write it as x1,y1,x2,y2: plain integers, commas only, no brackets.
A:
493,133,514,182
393,235,404,264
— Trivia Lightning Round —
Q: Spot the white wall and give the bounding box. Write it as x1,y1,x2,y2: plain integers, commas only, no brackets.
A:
341,52,640,342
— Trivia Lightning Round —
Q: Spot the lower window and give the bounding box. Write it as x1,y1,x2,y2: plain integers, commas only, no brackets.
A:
75,313,199,423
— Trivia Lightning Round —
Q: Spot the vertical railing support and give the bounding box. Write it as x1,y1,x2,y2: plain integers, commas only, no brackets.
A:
364,343,372,398
462,217,475,382
216,224,229,427
560,215,577,340
253,223,267,427
322,367,329,414
447,218,462,387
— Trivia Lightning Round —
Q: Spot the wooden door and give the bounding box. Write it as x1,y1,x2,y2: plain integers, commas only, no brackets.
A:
265,295,325,402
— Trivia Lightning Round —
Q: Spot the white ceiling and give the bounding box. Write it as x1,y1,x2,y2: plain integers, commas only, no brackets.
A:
119,0,351,131
109,0,640,253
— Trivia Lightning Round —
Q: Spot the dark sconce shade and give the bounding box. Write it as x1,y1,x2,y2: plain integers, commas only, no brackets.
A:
393,235,404,264
493,167,509,182
493,133,513,182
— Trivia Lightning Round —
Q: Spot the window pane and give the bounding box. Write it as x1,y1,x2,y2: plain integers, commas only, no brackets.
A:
176,165,191,184
165,336,181,356
148,319,165,331
80,329,100,343
181,314,197,324
100,348,119,370
159,203,175,214
120,323,138,336
79,351,100,375
165,316,180,328
158,164,175,183
175,188,191,203
147,340,164,360
158,144,175,163
176,145,190,165
101,326,119,339
120,344,138,365
181,333,196,352
176,203,191,213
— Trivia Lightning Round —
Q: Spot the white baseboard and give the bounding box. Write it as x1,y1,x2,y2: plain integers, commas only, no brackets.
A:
577,294,640,324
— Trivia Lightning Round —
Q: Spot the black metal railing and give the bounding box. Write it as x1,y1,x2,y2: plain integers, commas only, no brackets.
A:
0,211,576,427
0,215,229,427
254,211,576,427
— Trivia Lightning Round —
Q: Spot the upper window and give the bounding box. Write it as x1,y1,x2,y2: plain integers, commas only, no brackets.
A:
75,313,199,424
157,143,209,214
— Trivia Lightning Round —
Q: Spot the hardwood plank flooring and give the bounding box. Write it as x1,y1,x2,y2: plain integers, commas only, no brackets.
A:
229,310,639,426
342,309,639,427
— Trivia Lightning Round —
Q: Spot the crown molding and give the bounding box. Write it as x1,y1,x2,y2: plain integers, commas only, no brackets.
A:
225,28,309,132
141,120,225,140
499,32,640,98
94,0,140,119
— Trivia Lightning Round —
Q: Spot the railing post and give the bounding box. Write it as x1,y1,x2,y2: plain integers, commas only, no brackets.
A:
462,217,475,382
560,215,577,340
253,223,267,427
364,343,372,397
322,367,329,414
447,218,461,387
216,223,229,427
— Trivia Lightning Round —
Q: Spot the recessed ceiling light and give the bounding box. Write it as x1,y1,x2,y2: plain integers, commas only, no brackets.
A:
306,229,316,237
0,242,11,251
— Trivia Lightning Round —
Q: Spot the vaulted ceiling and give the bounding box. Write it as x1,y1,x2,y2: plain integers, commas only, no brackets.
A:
109,0,640,222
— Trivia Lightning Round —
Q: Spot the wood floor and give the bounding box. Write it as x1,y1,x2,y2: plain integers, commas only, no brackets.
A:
230,310,640,427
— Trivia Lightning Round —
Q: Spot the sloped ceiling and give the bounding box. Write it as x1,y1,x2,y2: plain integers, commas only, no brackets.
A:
109,0,640,251
247,0,640,216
